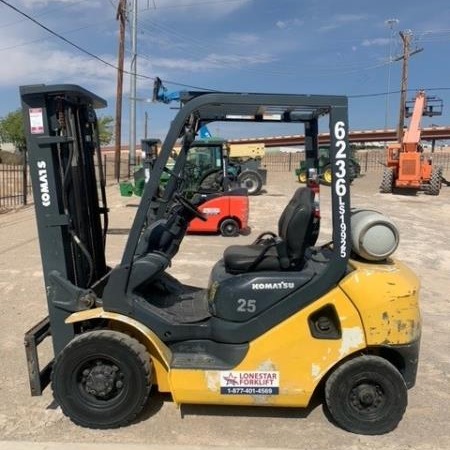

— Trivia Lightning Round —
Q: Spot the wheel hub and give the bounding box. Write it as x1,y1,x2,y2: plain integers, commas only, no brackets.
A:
243,179,256,189
350,383,383,412
82,361,122,398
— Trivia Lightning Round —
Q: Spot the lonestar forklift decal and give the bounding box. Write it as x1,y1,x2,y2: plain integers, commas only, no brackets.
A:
220,371,280,395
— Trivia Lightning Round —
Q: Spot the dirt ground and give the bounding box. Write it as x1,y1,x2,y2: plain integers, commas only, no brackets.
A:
0,171,449,449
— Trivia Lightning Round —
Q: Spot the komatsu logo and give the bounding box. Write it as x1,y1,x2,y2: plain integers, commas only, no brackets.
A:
252,282,294,290
37,161,51,207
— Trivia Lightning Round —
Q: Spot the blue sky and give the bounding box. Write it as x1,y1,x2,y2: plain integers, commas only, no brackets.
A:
1,0,450,142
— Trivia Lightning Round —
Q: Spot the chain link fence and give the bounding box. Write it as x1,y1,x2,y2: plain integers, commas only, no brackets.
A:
261,149,450,176
0,162,31,211
1,149,449,211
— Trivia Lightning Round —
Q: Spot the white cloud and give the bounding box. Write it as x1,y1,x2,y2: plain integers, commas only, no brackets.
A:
18,0,100,8
226,32,260,46
148,0,252,19
0,2,121,101
0,37,119,99
319,13,369,32
361,38,390,47
152,52,274,72
335,13,368,23
275,18,304,29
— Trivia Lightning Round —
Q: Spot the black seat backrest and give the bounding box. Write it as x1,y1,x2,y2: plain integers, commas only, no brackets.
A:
135,219,169,258
277,187,316,266
135,207,188,260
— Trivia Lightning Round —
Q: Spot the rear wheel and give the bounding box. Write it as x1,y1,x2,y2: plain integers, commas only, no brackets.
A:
238,170,263,195
297,170,307,184
380,167,394,193
220,218,239,237
52,330,152,429
424,166,442,195
322,165,333,186
325,355,407,435
348,160,361,184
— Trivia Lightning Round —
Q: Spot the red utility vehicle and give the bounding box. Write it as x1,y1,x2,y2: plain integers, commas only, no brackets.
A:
188,188,249,237
184,140,249,237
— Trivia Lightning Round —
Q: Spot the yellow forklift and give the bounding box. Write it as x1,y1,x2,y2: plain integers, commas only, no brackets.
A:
21,84,421,435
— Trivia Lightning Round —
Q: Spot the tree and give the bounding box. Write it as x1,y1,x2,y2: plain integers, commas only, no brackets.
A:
0,108,114,148
0,109,26,150
98,115,114,145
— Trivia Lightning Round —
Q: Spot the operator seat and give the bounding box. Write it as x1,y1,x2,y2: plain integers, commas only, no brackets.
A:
135,204,189,260
129,204,191,293
223,187,317,274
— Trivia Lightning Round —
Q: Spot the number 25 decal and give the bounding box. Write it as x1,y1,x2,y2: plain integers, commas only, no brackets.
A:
237,298,256,313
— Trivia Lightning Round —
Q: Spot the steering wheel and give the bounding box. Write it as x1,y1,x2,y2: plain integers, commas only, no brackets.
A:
175,194,208,222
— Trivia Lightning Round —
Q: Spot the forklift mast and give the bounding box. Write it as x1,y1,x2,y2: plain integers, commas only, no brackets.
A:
21,84,109,353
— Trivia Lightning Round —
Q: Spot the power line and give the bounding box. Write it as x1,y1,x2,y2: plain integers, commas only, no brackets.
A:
0,0,215,92
137,20,390,78
349,87,450,99
140,0,249,11
0,0,119,71
0,0,89,29
2,0,449,103
0,20,115,53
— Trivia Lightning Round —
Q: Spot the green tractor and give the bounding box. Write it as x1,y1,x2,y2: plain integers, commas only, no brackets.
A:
296,146,361,185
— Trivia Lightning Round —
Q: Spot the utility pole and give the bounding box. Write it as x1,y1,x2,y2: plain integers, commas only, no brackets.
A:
114,0,126,182
144,111,148,139
384,18,399,130
395,30,423,141
129,0,138,169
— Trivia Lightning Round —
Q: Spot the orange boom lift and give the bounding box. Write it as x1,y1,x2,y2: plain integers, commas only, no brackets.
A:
380,90,443,195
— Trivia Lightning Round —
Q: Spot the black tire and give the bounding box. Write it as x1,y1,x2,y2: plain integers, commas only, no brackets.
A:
297,171,307,184
348,160,361,184
238,170,263,195
322,165,333,186
424,166,442,196
52,330,152,429
380,167,394,193
220,218,239,237
325,355,407,435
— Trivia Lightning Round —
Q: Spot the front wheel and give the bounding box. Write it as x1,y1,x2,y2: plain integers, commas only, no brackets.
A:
424,166,442,195
220,218,239,237
297,170,307,184
325,355,407,435
322,165,333,186
52,330,152,429
380,167,394,193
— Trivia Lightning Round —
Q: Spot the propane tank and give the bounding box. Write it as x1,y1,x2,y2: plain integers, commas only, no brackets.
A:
350,209,400,261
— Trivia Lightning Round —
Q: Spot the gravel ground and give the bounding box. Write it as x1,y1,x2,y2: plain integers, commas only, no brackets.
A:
0,171,449,449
